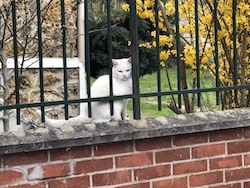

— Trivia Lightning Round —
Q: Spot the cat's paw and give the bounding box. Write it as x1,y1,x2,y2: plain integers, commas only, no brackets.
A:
111,115,122,121
92,119,110,123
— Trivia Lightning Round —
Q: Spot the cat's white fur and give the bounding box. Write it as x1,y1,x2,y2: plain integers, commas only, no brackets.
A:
36,57,132,126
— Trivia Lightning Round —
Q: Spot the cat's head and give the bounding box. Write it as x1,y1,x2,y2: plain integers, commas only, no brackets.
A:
112,57,132,81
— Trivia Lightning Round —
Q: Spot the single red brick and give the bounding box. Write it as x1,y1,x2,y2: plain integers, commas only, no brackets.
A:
244,155,250,165
244,182,250,188
173,132,208,146
74,158,113,174
155,148,190,163
115,153,152,168
3,151,47,167
226,168,250,181
153,177,188,188
50,146,91,161
210,156,242,170
173,160,207,175
192,143,225,158
228,141,250,154
28,163,70,180
135,137,171,151
93,170,131,186
94,141,133,156
244,127,250,138
0,170,24,185
3,182,46,188
210,129,242,142
190,171,223,187
116,182,150,188
48,176,90,188
134,165,170,180
209,183,241,188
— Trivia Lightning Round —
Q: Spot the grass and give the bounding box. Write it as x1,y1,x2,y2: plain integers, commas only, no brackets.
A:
90,67,219,118
127,67,220,118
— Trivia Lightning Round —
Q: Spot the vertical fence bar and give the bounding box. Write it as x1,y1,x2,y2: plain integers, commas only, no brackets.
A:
154,0,162,111
214,0,220,105
60,0,68,119
194,0,201,107
232,0,238,105
11,1,20,125
84,0,92,117
174,0,182,108
36,0,45,122
106,0,114,115
77,1,86,114
129,0,141,119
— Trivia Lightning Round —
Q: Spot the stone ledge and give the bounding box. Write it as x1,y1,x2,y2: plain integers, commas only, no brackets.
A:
1,108,250,155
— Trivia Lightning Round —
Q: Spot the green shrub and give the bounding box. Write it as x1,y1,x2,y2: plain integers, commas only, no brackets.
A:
89,11,158,78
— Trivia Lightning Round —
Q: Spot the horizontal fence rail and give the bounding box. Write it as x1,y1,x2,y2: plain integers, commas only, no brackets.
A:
0,0,249,132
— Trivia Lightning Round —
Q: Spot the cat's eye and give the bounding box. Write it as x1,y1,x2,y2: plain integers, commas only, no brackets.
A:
118,70,122,73
126,69,130,72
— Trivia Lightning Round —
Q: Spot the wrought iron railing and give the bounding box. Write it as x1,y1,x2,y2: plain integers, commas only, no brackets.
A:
0,0,249,132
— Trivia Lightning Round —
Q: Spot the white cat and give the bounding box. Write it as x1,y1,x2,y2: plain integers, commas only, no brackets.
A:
36,57,132,126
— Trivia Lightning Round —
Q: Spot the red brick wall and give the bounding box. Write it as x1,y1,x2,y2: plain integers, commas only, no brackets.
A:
1,127,250,188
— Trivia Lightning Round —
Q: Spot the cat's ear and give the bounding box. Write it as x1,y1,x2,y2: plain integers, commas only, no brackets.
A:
112,59,118,66
127,57,132,63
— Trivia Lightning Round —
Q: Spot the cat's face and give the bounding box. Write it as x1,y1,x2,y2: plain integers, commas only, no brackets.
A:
112,57,132,81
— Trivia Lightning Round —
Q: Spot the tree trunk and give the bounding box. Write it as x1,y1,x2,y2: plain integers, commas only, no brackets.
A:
0,42,10,132
158,0,192,113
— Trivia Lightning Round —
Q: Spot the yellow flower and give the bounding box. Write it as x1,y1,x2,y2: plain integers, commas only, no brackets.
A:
136,0,143,6
122,3,130,11
144,0,154,8
191,70,197,78
202,15,212,25
237,15,248,24
183,46,196,66
133,0,250,90
160,50,170,60
159,35,173,47
212,62,217,69
218,30,226,39
238,2,249,12
158,22,166,31
165,2,175,15
151,31,156,38
171,50,177,56
160,61,166,67
200,56,209,65
140,10,154,19
139,42,153,49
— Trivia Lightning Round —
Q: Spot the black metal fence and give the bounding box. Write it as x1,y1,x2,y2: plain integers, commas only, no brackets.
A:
0,0,250,132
